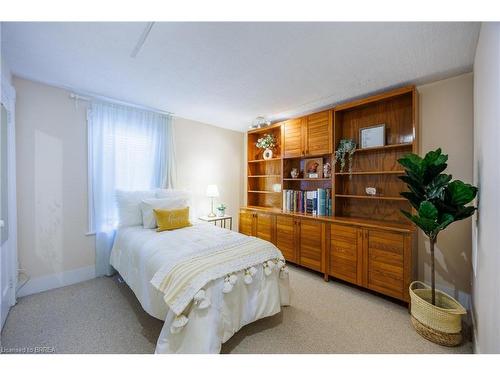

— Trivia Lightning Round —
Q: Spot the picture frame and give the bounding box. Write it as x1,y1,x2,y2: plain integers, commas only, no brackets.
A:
359,124,386,149
303,158,323,179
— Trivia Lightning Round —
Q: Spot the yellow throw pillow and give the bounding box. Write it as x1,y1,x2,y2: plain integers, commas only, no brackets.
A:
154,207,191,232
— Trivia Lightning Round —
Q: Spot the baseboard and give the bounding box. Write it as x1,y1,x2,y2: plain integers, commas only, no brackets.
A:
16,265,96,298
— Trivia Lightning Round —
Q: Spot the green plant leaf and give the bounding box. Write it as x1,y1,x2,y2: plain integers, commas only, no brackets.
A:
398,154,424,180
435,213,455,233
426,174,452,200
454,205,477,220
401,210,439,237
446,180,478,206
419,201,438,220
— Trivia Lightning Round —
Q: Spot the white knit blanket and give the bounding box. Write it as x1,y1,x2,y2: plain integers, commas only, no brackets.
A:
150,234,282,316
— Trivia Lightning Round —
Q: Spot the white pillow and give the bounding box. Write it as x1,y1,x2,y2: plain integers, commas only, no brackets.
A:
155,188,191,201
115,190,156,227
141,197,189,229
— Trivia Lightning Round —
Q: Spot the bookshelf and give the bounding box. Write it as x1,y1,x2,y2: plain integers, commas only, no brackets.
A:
247,124,283,209
332,86,417,225
241,86,418,303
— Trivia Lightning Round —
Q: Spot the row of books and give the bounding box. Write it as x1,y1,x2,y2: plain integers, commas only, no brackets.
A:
282,189,332,216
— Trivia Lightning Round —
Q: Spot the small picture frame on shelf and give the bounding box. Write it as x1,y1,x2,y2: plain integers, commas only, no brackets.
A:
303,158,323,179
359,124,385,149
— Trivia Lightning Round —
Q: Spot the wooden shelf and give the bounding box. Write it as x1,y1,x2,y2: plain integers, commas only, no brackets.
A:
248,190,281,194
248,175,281,178
353,143,413,153
335,194,406,201
335,170,405,176
248,158,281,163
283,178,332,181
283,153,332,160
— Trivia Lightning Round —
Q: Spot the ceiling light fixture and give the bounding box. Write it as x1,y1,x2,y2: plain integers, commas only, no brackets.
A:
130,22,155,58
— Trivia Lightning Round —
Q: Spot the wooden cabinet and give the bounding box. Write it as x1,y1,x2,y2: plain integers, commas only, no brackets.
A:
298,218,325,272
282,118,304,158
363,229,410,301
239,210,254,236
282,111,332,158
305,110,332,156
240,208,414,303
275,215,297,263
329,224,363,285
238,210,274,243
328,224,412,301
255,212,274,243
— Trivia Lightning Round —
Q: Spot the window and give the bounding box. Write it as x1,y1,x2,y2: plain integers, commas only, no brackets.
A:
88,101,175,232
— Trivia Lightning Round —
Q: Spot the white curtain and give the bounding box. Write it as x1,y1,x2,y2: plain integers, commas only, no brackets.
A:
88,101,175,276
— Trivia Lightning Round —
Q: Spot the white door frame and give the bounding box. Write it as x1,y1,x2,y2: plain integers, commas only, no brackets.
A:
1,75,17,331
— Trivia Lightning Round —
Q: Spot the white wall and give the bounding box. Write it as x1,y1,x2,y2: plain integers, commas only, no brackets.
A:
14,77,95,282
472,22,500,354
417,73,474,309
13,77,244,293
174,117,244,227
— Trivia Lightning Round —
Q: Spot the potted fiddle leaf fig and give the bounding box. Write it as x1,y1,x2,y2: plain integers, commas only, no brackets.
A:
398,148,477,346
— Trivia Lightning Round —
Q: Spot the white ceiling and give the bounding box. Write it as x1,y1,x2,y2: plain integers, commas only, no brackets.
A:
2,22,480,131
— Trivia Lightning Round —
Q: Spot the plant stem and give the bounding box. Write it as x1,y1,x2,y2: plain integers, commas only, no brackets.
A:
430,237,436,305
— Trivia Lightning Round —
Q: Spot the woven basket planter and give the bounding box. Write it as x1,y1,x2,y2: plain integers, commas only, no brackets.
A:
409,281,466,347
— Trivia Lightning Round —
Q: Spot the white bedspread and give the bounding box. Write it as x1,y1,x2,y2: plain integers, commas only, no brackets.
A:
109,223,289,353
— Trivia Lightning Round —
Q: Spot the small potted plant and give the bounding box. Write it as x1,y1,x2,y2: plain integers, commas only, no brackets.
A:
334,138,356,176
216,203,227,217
398,148,477,346
256,134,277,160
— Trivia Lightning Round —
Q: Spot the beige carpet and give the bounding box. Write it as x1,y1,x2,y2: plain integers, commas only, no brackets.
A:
1,265,471,354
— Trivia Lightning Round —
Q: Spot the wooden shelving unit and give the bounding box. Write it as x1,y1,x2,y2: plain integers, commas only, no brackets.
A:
241,86,418,303
333,86,417,224
247,125,283,209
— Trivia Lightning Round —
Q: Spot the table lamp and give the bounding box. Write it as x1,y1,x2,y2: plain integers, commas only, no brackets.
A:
206,184,219,217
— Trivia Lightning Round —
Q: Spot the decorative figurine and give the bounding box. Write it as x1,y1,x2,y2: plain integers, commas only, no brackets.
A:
323,162,331,178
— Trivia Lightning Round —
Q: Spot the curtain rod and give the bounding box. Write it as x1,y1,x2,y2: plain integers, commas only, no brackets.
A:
69,92,173,116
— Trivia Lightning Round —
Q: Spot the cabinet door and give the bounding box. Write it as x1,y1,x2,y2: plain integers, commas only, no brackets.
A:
298,218,325,272
275,215,297,263
329,224,362,285
365,229,406,300
305,110,332,156
283,118,304,158
255,212,274,243
239,210,254,236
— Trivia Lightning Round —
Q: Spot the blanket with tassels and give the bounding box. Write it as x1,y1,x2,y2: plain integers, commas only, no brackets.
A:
150,235,285,317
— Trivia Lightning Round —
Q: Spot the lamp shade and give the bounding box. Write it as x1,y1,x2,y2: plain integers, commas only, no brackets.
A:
206,184,219,198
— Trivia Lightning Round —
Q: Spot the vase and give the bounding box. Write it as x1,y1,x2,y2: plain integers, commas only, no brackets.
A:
217,208,225,217
263,148,273,160
290,168,299,179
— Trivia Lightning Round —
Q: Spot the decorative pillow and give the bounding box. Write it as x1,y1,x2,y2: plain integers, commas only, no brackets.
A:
141,197,189,229
115,190,156,227
154,207,191,232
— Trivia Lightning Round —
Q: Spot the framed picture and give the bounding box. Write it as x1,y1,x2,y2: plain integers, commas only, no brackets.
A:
359,124,386,149
303,158,323,179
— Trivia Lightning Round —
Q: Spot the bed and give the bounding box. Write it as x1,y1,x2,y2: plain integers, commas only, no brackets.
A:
109,221,290,353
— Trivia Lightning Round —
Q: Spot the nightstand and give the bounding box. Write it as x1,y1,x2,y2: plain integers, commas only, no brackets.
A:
198,215,233,230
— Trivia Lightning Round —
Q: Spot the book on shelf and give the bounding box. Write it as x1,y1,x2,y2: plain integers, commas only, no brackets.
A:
283,188,332,216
